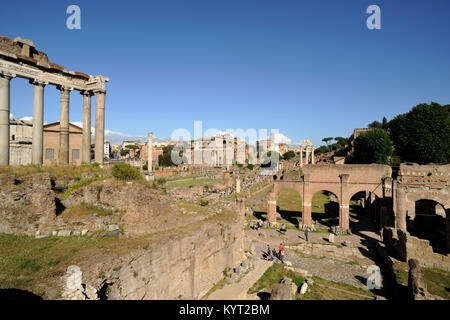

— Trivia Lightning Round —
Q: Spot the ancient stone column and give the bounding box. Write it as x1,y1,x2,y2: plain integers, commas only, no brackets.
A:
300,147,303,167
0,71,14,166
94,90,106,165
311,147,315,164
31,79,46,165
339,174,350,231
81,91,93,164
236,178,241,194
305,147,310,165
147,132,153,172
395,186,408,231
58,86,71,165
302,174,312,226
267,192,277,223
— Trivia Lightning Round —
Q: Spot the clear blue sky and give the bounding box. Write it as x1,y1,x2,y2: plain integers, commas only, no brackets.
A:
1,0,449,146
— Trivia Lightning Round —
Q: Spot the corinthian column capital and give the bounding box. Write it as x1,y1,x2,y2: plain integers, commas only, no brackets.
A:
80,90,94,97
57,85,73,93
93,89,107,95
29,78,48,87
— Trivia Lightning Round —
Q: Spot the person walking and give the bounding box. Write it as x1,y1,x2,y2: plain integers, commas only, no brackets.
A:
278,243,285,263
305,228,309,242
266,244,272,260
272,248,278,262
280,223,286,235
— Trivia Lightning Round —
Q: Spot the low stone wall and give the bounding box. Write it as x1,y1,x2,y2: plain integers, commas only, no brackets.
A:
154,170,176,177
383,227,450,271
288,242,373,265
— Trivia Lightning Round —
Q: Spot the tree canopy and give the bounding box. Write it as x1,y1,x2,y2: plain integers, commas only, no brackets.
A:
158,145,176,167
389,102,450,164
283,150,296,160
351,129,392,165
368,121,382,129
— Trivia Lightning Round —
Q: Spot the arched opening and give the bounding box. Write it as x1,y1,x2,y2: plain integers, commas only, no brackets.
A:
349,191,366,226
407,199,447,254
311,190,339,228
348,191,380,233
276,188,302,227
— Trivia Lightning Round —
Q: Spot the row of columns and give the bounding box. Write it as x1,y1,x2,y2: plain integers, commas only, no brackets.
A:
299,146,315,166
0,71,106,166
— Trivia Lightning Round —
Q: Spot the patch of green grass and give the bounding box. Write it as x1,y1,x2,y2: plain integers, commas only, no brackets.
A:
0,164,108,180
64,178,97,198
62,202,116,217
248,263,304,294
422,267,450,299
202,278,227,299
392,261,409,286
166,178,222,188
276,189,302,212
300,276,375,300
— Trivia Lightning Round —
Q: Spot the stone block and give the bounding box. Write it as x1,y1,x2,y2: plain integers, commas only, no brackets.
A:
58,230,71,237
108,224,119,232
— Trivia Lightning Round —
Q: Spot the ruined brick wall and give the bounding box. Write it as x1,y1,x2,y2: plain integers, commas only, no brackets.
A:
172,185,204,199
399,230,450,271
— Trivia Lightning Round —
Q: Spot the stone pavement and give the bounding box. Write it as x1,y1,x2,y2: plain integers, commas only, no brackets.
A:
206,259,273,300
245,226,382,291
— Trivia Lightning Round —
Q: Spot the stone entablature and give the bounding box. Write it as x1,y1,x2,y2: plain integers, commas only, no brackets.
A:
0,36,108,92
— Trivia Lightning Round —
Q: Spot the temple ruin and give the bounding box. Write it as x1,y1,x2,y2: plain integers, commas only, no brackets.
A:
0,35,109,166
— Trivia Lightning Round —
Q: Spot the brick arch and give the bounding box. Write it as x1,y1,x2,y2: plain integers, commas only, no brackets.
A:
404,191,449,210
267,182,303,223
345,184,383,205
308,184,341,204
272,181,303,199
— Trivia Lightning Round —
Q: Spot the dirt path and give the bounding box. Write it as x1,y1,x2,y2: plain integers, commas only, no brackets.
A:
206,259,273,300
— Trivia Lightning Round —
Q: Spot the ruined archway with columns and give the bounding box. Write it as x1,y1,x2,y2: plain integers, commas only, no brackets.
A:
267,164,392,232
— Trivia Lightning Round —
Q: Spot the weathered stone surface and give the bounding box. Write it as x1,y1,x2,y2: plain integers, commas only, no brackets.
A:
57,230,71,237
408,259,431,300
299,282,308,295
108,224,119,232
270,278,294,300
0,173,56,235
328,233,335,243
61,265,98,300
67,214,245,300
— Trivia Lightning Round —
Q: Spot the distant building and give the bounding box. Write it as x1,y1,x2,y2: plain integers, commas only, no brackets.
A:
9,118,33,165
104,141,111,158
43,122,82,166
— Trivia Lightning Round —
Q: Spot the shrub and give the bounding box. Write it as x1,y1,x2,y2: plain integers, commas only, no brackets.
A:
247,164,254,170
64,178,96,199
91,162,100,168
199,199,209,206
111,163,141,181
156,178,166,186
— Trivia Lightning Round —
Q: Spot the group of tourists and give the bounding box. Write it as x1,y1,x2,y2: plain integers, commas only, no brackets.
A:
264,243,286,263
